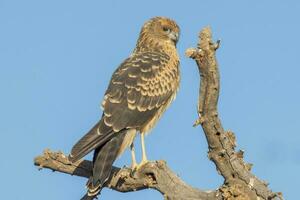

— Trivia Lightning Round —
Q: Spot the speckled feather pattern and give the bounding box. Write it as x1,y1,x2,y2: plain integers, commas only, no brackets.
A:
101,50,179,133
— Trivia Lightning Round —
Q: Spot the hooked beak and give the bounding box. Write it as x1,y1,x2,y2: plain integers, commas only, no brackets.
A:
169,31,179,44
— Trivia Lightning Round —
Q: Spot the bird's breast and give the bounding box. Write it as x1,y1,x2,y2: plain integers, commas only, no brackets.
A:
140,56,180,135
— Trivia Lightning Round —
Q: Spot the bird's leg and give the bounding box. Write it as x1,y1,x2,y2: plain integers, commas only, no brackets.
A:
140,132,148,166
130,143,138,170
135,132,149,170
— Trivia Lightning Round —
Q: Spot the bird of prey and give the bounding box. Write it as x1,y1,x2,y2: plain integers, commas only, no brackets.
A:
68,16,180,200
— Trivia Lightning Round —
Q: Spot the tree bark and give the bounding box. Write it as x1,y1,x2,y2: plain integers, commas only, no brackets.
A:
34,27,283,200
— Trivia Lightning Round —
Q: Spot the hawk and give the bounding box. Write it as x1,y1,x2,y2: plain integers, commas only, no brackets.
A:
69,16,180,200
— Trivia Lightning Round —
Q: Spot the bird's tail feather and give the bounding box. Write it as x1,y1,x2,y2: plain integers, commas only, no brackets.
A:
82,130,126,200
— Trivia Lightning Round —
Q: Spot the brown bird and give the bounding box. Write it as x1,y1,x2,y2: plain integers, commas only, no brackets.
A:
69,16,180,200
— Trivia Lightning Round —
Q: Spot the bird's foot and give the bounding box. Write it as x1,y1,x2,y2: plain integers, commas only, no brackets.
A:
135,159,149,171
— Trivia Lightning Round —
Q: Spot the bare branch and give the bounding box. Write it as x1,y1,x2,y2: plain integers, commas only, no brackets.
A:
34,149,219,200
186,27,283,200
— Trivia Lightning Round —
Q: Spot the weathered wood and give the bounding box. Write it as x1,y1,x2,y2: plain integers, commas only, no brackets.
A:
34,149,218,200
186,27,282,200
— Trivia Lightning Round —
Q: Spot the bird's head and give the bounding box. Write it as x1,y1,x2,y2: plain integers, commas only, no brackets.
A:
136,17,180,51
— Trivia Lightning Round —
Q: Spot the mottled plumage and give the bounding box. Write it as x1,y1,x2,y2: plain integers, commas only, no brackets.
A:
69,16,180,200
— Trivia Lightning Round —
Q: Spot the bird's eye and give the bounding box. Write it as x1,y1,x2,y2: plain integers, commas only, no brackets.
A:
163,27,171,33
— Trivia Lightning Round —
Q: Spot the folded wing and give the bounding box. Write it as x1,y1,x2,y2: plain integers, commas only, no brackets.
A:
69,51,179,162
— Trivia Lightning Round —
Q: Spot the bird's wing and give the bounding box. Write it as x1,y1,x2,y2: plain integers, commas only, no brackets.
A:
101,51,178,132
69,51,178,162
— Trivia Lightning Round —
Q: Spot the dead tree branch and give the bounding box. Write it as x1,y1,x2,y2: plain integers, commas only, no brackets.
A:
34,27,283,200
34,149,218,200
186,27,282,200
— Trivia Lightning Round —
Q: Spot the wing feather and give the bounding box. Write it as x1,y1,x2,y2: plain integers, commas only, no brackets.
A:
102,51,179,132
69,120,114,162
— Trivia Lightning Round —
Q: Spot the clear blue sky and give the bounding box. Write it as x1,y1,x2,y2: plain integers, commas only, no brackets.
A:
1,0,299,199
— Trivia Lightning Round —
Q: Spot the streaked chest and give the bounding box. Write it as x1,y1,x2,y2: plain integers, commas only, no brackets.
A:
141,56,180,134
